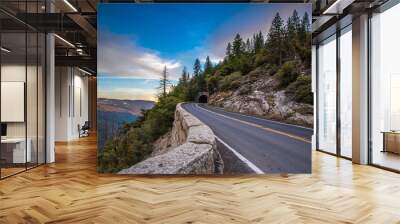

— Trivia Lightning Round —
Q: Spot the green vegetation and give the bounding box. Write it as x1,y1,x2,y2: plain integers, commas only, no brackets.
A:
97,10,312,173
97,94,182,173
219,71,242,91
276,61,300,89
286,75,313,105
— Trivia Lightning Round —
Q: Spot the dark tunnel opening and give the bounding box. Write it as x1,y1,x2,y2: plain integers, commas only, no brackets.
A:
198,95,208,103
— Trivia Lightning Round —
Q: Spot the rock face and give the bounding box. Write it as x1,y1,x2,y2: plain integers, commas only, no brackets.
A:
208,67,313,127
118,103,223,175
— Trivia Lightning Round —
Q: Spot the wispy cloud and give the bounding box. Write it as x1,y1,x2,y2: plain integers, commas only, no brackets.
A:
98,32,182,80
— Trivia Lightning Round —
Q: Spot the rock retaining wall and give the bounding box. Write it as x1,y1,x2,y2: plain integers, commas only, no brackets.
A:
118,103,223,175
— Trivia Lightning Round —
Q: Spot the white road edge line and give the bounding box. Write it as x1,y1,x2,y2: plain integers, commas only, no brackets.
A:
215,136,265,175
202,104,313,131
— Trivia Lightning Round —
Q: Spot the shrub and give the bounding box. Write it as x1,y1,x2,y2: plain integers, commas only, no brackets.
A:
276,61,299,89
219,71,242,91
206,75,221,94
217,63,234,77
286,74,313,104
254,52,268,67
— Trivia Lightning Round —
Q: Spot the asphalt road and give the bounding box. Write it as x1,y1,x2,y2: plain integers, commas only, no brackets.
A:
182,103,312,174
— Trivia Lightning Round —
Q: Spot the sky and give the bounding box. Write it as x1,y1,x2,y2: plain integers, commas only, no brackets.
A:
98,3,310,101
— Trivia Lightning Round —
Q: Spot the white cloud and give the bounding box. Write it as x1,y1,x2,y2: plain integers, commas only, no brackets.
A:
175,46,224,72
199,52,224,65
98,32,182,80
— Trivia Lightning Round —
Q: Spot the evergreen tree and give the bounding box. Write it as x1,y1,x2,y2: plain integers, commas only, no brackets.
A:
298,12,310,44
179,66,188,86
285,10,300,60
232,33,243,57
226,42,232,59
204,56,213,74
266,13,285,65
291,10,301,32
286,11,297,42
245,38,252,53
186,75,197,101
193,58,202,76
197,75,207,92
159,65,169,98
253,31,264,53
297,12,312,67
301,12,310,33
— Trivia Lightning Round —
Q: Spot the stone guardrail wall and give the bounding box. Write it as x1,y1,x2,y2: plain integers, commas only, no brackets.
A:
118,103,223,175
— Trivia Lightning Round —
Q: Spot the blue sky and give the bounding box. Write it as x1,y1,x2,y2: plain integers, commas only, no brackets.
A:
98,3,310,101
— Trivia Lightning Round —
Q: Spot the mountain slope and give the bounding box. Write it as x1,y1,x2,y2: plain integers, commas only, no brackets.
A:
208,65,313,127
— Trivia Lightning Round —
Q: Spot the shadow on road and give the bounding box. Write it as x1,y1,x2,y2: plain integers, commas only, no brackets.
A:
216,140,255,174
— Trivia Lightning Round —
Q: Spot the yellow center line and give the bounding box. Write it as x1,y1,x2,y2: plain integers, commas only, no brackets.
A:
194,104,311,144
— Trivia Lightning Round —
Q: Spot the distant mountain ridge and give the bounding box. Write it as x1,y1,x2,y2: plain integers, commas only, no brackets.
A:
97,98,155,116
97,98,155,150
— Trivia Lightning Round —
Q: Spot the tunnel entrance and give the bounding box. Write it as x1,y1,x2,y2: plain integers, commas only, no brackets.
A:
198,95,208,103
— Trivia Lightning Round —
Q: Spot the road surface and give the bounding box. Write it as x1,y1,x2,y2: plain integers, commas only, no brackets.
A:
182,103,312,174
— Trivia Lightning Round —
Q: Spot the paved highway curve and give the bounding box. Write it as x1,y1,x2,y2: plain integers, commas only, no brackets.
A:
182,103,312,174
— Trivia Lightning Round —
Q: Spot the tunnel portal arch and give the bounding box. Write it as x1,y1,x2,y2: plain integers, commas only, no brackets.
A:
198,95,208,103
197,92,209,103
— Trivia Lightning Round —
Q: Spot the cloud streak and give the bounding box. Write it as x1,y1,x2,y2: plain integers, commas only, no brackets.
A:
98,32,182,80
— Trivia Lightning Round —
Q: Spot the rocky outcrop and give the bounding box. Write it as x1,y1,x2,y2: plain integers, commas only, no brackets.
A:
118,103,223,175
209,67,313,127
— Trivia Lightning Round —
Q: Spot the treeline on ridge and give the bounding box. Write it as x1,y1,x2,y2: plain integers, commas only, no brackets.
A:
176,10,312,104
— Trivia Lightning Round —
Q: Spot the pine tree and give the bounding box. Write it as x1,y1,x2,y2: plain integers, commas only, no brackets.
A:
301,12,310,33
285,10,300,61
232,33,243,57
193,58,202,76
298,12,310,44
204,56,213,74
245,38,252,53
226,42,232,59
159,65,169,98
192,58,206,92
179,66,188,86
297,12,311,67
254,31,264,53
291,10,301,32
197,75,207,92
252,34,257,51
286,11,297,42
266,13,285,65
